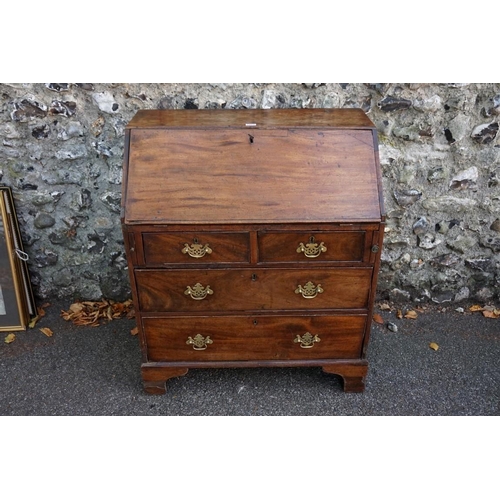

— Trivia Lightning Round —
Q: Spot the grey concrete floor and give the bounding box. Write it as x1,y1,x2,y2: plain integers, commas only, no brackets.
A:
1,300,499,415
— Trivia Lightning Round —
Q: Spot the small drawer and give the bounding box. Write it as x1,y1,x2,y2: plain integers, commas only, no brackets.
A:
142,232,250,265
258,231,368,263
143,315,367,362
135,268,372,312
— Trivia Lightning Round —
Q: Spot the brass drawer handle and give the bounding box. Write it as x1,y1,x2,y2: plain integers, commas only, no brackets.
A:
184,283,213,300
296,236,327,258
295,281,323,299
294,332,321,348
182,238,213,258
186,334,213,350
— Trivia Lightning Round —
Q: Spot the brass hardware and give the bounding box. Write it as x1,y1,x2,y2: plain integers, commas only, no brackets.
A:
371,245,380,253
251,273,257,281
294,332,321,348
186,334,213,350
182,238,213,258
296,236,327,258
295,281,323,299
184,283,213,300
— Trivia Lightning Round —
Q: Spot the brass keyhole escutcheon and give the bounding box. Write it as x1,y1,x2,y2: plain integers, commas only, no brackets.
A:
294,332,321,348
296,235,327,258
184,283,213,300
251,273,257,282
182,237,213,258
295,281,324,299
186,334,213,350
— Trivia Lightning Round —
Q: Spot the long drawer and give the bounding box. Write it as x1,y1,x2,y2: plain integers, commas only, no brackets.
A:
135,268,373,312
143,315,367,362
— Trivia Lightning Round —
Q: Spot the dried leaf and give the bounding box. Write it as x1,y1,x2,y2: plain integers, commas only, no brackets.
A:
404,310,418,319
469,305,484,312
396,309,403,319
4,333,15,344
39,327,54,337
29,304,50,328
379,303,391,311
70,302,84,313
482,310,499,319
429,342,439,351
131,327,139,336
29,314,41,328
61,299,135,327
373,313,384,324
61,311,72,321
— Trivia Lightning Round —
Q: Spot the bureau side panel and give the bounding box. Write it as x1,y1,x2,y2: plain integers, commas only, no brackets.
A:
361,224,385,358
121,229,148,361
120,129,131,225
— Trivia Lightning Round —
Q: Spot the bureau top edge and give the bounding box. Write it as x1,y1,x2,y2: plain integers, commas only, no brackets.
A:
122,217,385,226
125,108,376,130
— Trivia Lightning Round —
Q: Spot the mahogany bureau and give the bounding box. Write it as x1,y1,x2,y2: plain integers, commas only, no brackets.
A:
121,108,385,394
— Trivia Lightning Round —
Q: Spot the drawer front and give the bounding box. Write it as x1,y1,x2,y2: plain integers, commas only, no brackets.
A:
135,268,372,312
143,315,366,362
142,232,250,265
258,231,368,263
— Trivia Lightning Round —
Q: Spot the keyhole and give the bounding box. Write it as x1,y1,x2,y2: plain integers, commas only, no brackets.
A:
193,237,199,244
248,134,254,144
251,273,257,281
253,319,258,326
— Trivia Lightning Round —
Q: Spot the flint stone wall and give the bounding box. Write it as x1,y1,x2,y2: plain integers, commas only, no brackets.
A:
0,83,499,304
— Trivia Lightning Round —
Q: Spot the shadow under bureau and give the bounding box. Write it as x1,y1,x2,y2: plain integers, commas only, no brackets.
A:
121,108,385,394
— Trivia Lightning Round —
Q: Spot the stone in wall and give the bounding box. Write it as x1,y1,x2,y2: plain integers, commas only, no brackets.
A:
471,122,499,144
449,167,478,190
11,97,47,121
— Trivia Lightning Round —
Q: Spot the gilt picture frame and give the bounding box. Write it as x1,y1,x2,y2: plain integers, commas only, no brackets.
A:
0,186,35,331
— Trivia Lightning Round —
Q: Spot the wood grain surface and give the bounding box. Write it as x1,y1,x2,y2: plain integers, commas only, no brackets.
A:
143,231,250,265
125,128,381,224
143,314,366,362
135,268,372,312
126,108,376,130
